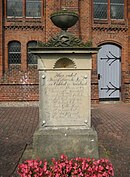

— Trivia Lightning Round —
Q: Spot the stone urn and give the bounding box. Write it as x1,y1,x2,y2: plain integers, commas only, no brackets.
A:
50,10,79,31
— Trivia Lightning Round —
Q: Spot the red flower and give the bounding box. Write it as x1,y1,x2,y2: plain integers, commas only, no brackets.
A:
17,155,114,177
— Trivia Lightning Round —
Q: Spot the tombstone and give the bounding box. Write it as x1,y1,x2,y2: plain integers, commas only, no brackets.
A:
31,10,99,160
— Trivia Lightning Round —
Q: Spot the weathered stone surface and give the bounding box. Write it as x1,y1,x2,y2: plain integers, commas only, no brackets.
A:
40,70,91,127
31,48,99,159
37,31,92,48
33,127,99,160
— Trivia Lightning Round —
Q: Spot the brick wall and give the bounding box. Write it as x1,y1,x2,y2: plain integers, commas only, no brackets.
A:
0,0,45,101
0,1,3,77
0,84,39,101
125,0,130,102
129,0,130,63
0,0,81,102
0,0,130,103
0,65,39,101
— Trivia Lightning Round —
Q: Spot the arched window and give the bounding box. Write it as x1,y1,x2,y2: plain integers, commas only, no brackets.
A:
27,41,38,65
8,41,21,64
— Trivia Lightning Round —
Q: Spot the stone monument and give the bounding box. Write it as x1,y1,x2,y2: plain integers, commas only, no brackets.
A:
31,10,99,160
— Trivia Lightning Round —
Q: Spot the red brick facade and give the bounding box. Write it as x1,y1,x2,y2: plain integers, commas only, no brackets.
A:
0,1,3,78
0,0,130,103
126,0,130,102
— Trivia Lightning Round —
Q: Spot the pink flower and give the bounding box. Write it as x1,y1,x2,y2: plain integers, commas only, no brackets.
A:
17,155,114,177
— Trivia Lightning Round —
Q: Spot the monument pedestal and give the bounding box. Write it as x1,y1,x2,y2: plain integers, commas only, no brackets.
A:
33,127,98,160
30,48,99,160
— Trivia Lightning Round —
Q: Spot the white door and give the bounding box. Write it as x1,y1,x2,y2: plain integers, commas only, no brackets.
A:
98,44,121,101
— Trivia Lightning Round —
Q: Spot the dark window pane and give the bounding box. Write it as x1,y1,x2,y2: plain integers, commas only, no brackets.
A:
8,42,21,64
26,0,41,17
94,0,107,2
94,0,107,19
27,41,38,64
8,42,21,52
7,0,22,17
110,1,124,19
9,54,21,64
111,5,124,19
111,0,124,3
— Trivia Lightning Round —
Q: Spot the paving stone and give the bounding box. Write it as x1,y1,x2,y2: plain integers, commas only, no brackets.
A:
0,103,129,176
92,103,130,177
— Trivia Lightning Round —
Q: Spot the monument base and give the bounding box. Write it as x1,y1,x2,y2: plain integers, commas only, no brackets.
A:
32,127,99,160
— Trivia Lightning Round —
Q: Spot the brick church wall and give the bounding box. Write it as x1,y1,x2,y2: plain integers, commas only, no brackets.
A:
0,1,3,78
125,0,130,102
0,0,130,103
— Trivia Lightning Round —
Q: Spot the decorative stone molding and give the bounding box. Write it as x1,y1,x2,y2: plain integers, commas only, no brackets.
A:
4,24,44,31
53,58,76,68
37,31,92,48
92,25,128,32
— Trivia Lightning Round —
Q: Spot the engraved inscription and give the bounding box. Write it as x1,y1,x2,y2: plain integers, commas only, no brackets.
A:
47,72,88,86
44,71,89,125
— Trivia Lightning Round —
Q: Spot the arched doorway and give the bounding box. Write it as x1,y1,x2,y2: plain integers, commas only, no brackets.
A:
97,43,121,101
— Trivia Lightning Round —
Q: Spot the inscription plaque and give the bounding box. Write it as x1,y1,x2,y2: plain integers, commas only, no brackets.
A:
43,71,91,127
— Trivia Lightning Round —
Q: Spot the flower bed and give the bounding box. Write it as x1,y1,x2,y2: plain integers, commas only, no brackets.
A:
17,154,114,177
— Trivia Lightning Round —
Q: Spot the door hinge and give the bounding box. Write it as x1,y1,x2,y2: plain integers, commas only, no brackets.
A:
98,74,100,80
